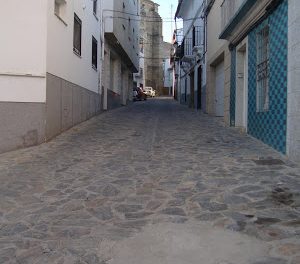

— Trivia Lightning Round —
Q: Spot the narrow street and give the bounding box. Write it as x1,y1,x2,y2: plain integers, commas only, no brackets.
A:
0,98,300,264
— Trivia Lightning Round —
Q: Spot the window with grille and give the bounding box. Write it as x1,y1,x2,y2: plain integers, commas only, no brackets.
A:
256,25,270,112
73,13,82,56
92,37,98,69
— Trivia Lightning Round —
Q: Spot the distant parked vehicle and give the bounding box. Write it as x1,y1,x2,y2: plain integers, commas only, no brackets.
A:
133,87,147,101
144,87,156,97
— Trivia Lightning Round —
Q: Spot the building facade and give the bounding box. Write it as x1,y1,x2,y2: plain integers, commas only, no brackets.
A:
206,0,300,162
204,0,231,123
139,0,164,94
175,0,206,110
102,0,140,109
162,42,173,95
0,0,103,153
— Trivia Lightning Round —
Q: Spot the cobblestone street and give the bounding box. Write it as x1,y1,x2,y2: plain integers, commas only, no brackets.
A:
0,98,300,264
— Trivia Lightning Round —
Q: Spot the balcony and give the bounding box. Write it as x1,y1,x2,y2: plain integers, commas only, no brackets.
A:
184,38,193,57
220,0,257,39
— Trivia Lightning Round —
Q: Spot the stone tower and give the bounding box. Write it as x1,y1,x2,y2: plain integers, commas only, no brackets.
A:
140,0,164,93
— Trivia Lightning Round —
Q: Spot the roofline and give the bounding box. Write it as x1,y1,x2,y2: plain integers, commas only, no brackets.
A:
175,0,183,19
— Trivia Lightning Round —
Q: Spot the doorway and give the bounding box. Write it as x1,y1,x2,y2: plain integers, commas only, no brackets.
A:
197,66,202,109
190,71,195,108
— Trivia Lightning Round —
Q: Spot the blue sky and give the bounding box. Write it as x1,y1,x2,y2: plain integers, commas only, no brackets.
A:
152,0,182,42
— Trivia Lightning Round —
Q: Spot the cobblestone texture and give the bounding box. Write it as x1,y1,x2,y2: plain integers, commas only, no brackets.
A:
0,98,299,263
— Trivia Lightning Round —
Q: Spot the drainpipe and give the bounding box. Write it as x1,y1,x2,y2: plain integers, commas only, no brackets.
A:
101,6,108,110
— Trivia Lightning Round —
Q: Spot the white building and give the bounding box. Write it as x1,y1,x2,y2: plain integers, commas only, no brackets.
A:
0,0,103,153
102,0,140,109
162,42,173,95
133,46,145,90
175,0,206,110
163,58,173,95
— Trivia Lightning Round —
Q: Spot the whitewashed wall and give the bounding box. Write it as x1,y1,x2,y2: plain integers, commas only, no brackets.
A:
178,0,204,39
0,0,47,102
206,0,227,62
47,0,102,94
163,59,172,88
103,0,140,71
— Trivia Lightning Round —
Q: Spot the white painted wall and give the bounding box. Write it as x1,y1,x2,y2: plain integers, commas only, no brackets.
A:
163,59,172,88
176,0,205,107
178,0,204,39
206,0,227,62
287,0,300,162
103,0,140,71
47,0,102,94
134,51,145,88
0,0,47,102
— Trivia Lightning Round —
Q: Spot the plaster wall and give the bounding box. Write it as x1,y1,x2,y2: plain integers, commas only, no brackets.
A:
0,0,47,102
178,0,204,39
206,0,230,123
206,0,227,62
46,0,102,94
287,0,300,162
103,0,140,71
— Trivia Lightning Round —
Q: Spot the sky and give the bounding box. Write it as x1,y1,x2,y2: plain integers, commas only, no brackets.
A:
152,0,182,43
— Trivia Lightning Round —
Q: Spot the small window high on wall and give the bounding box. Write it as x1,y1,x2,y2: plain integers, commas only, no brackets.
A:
73,13,82,56
256,25,270,112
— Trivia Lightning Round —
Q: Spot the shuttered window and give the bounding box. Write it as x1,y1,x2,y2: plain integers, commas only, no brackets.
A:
73,13,82,56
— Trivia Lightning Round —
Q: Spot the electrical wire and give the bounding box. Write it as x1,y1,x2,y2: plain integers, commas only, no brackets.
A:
103,9,176,19
102,9,203,22
105,16,202,23
139,57,171,59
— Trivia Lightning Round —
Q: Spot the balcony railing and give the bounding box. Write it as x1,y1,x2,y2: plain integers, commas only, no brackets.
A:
184,38,193,56
221,0,244,32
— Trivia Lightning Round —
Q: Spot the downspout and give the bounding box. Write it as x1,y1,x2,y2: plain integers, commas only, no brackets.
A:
101,7,108,110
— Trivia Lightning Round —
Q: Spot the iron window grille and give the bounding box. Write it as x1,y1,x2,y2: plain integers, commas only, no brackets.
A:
256,25,270,112
73,13,82,56
92,37,98,69
184,38,193,56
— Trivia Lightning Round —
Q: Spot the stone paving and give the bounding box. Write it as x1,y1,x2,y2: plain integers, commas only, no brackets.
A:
0,97,300,263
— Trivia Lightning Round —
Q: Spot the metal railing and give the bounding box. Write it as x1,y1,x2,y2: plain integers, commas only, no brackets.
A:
184,38,193,56
220,0,244,32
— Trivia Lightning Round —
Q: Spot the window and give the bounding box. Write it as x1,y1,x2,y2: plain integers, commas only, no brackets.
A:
256,25,270,112
192,27,196,47
54,0,67,23
93,0,97,15
73,13,82,56
92,37,98,69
